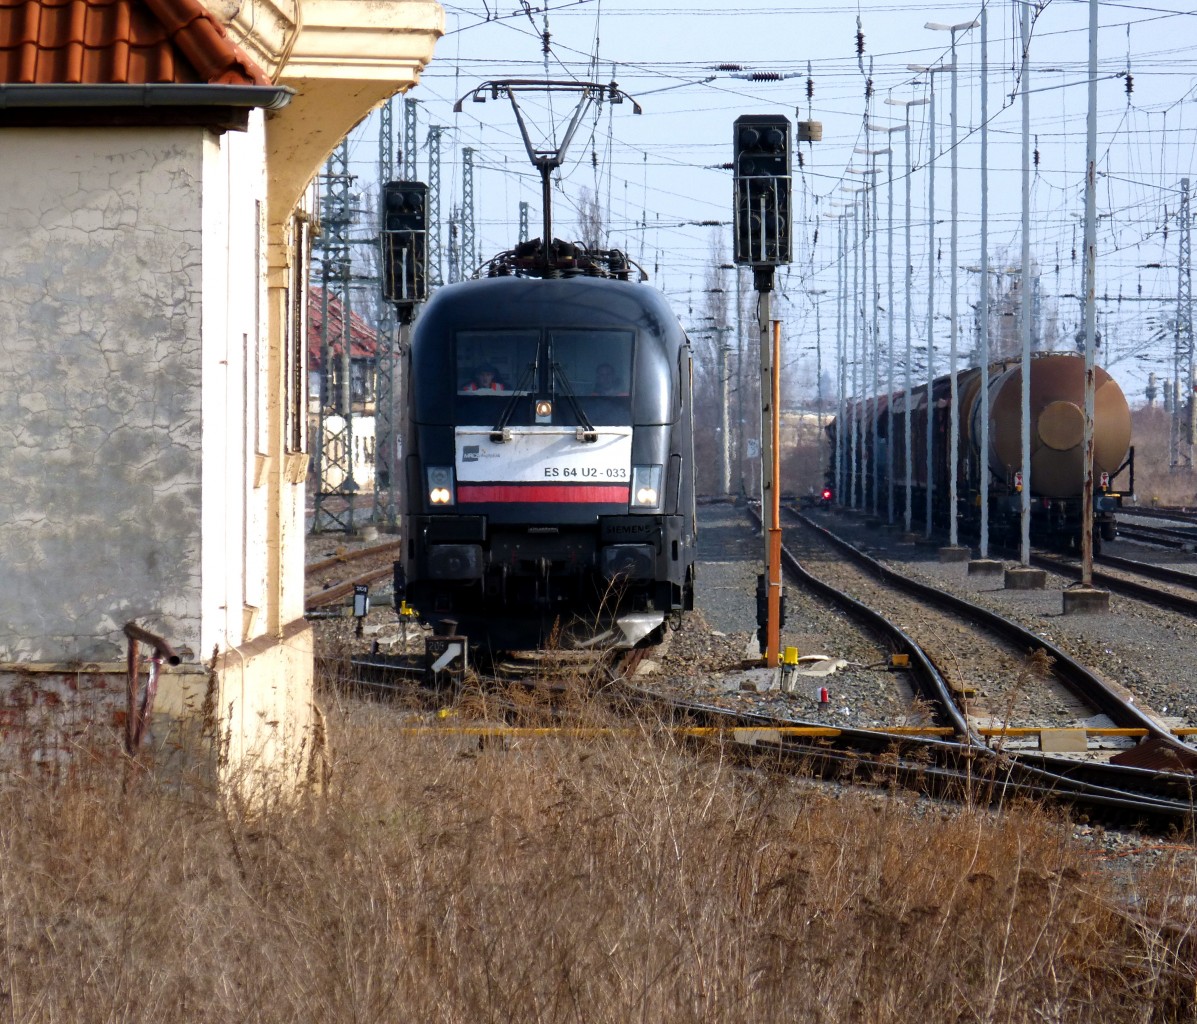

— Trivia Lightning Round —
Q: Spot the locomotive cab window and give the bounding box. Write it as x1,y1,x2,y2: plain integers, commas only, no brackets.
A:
456,330,538,394
549,330,633,399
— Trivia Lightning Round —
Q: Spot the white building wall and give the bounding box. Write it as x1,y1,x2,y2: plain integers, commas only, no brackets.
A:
200,117,268,656
0,128,207,663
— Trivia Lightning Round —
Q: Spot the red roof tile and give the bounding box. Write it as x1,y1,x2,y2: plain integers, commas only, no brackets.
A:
0,0,271,86
308,288,379,368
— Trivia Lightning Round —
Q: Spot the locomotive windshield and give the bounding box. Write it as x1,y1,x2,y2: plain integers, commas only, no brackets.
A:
456,330,539,394
453,326,635,424
548,330,633,397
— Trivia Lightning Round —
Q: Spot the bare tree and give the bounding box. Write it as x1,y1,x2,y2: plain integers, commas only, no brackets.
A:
575,187,605,250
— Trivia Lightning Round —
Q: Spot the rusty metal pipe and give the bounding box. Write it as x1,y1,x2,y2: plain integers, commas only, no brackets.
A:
123,621,179,757
123,622,181,666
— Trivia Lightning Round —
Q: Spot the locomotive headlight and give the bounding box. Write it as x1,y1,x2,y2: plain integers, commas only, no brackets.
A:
426,466,455,506
535,399,553,423
631,464,662,509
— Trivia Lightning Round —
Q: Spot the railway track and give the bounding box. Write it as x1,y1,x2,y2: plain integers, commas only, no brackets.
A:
1028,550,1197,618
1117,522,1197,549
783,509,1169,749
306,515,1197,832
742,505,1197,825
305,539,401,611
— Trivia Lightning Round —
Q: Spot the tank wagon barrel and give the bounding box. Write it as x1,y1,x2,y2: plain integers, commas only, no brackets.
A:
826,352,1133,547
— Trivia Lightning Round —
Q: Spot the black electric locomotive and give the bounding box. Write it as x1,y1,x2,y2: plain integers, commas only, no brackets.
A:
397,248,697,649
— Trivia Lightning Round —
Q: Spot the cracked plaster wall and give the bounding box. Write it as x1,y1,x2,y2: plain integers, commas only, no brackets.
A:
0,128,207,663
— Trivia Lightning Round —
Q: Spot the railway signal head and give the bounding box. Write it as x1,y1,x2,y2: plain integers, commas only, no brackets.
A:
381,181,429,310
732,114,793,267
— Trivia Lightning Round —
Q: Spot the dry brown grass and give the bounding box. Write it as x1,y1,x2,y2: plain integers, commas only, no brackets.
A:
1131,405,1197,507
2,666,1197,1022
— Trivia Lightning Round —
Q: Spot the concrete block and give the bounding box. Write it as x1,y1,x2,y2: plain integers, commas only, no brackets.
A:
1004,567,1047,590
938,545,971,563
1039,728,1089,753
967,558,1004,577
1062,587,1110,615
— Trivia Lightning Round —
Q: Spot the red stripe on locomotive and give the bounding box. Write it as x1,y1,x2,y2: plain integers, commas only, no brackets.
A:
457,484,630,503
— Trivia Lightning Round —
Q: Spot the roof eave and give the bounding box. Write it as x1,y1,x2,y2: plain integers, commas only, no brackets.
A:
0,83,294,110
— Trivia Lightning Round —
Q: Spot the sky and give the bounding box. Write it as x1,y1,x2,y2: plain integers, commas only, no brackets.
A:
335,0,1197,406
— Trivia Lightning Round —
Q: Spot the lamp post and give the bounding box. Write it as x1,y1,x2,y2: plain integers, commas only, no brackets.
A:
825,208,850,504
907,61,953,537
868,123,905,523
926,19,978,552
806,289,829,432
885,95,928,534
978,4,992,561
1079,0,1100,589
1019,2,1033,566
841,185,867,508
853,154,887,516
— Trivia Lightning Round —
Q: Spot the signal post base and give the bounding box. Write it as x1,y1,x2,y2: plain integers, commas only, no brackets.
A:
938,545,970,563
1062,587,1110,615
967,558,1004,577
1004,567,1047,590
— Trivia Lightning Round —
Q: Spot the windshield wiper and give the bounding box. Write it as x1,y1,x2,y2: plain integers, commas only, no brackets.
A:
552,363,598,442
490,360,538,442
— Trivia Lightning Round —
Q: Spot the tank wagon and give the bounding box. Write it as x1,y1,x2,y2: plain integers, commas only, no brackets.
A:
829,352,1134,547
397,245,697,650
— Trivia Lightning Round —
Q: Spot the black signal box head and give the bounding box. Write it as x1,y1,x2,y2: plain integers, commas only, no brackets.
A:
381,181,429,307
732,114,792,267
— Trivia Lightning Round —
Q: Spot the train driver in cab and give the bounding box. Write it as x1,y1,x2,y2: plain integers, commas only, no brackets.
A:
592,362,624,395
463,364,506,392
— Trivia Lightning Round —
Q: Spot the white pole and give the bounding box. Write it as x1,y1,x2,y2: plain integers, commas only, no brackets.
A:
979,5,991,559
1081,0,1099,584
926,20,978,548
870,158,881,516
925,76,937,536
948,32,961,549
887,95,927,534
886,142,895,524
1020,0,1033,566
851,199,861,509
836,213,846,502
720,336,731,495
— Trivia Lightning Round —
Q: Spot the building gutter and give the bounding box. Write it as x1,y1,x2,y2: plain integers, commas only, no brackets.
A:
0,83,294,110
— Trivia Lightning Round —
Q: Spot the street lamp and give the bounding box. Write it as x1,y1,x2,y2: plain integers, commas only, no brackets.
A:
885,95,928,535
855,151,890,517
805,289,829,434
841,184,867,508
925,20,977,552
906,61,953,536
824,208,850,504
847,168,879,511
867,125,903,523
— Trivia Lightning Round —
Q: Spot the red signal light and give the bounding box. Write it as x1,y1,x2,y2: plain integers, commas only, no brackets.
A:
821,488,833,501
